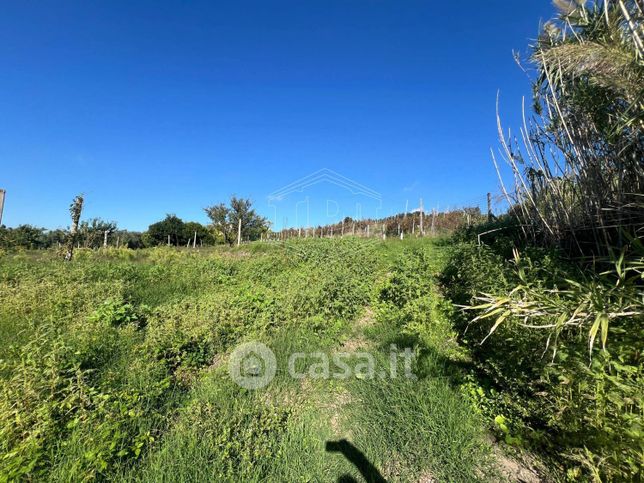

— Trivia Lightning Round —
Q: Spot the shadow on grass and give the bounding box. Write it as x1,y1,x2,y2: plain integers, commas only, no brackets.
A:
372,330,476,386
326,439,387,483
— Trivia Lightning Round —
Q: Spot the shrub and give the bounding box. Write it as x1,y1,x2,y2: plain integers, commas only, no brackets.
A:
441,237,644,480
89,299,149,328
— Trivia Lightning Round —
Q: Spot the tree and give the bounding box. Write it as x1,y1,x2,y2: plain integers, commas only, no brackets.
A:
146,214,188,246
44,229,67,248
113,230,145,249
0,225,47,249
64,195,84,261
183,221,214,247
78,218,117,248
204,203,232,244
204,196,268,245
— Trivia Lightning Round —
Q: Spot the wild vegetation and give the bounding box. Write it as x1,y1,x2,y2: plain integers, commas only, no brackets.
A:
495,0,643,254
441,227,642,481
452,1,643,480
0,239,513,482
0,196,268,251
1,1,642,481
0,204,482,251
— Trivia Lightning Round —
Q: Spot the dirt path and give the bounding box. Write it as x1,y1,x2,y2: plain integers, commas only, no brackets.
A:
320,303,545,483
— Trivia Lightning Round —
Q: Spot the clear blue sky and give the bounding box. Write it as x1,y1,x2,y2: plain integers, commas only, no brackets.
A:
1,0,554,231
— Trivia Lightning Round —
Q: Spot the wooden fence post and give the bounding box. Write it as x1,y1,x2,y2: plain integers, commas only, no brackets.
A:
487,192,492,221
0,189,5,227
431,209,436,236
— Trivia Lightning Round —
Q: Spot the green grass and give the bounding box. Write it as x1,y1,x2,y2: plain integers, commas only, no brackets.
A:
0,239,501,481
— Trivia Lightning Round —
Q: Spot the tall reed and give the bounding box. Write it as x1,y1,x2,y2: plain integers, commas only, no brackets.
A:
494,0,643,256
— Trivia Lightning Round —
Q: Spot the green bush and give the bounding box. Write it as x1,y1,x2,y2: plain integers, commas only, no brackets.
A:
441,240,644,480
440,242,509,306
0,320,175,481
89,299,149,328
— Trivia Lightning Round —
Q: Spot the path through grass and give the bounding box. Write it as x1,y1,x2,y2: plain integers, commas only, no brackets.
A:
2,239,506,481
120,241,499,481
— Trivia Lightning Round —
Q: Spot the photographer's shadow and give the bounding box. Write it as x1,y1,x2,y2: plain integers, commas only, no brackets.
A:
326,439,387,483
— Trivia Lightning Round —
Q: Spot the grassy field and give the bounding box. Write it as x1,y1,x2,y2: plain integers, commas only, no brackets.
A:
0,238,515,482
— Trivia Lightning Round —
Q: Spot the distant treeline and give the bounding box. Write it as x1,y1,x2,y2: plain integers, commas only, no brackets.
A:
1,205,484,250
1,220,146,250
272,207,485,239
0,196,270,250
0,216,232,250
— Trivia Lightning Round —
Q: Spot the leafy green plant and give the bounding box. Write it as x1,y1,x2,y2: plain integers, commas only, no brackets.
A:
89,299,149,328
444,238,643,480
467,248,643,355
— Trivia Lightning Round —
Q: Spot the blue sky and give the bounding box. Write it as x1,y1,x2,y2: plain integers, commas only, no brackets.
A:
0,1,554,231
